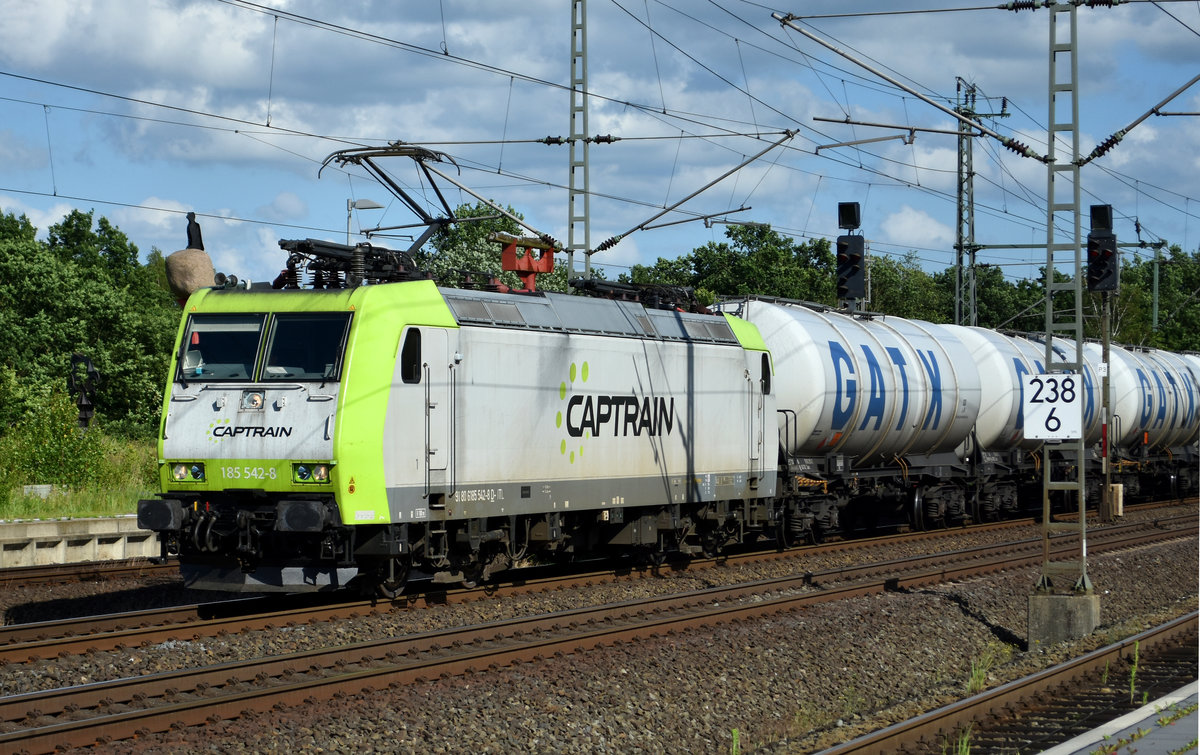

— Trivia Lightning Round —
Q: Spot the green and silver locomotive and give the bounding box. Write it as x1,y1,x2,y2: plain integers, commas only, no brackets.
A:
138,240,778,595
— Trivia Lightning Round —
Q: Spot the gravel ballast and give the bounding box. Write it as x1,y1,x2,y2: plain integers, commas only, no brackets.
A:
1,512,1195,753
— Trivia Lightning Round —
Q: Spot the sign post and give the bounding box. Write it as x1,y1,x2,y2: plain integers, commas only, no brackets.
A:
1022,374,1082,442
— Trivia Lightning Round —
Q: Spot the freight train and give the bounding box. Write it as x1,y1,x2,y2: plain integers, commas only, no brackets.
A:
137,238,1200,596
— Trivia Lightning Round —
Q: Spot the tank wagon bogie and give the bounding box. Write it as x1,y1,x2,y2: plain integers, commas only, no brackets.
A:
137,260,1199,595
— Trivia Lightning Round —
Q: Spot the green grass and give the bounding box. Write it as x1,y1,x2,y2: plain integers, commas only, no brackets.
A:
940,724,972,755
967,641,1014,695
1,481,152,521
0,432,156,521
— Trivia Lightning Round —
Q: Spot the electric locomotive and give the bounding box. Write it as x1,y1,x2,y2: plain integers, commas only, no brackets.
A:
138,239,778,594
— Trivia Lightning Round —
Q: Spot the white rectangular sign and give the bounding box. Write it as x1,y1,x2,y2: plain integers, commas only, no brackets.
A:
1022,374,1083,441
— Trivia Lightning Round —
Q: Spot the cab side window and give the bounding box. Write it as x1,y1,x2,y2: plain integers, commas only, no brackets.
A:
401,329,422,384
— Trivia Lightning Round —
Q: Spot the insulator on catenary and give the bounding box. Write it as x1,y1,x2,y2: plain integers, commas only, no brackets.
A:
594,235,623,252
1089,133,1122,160
539,136,568,146
1001,137,1048,163
1003,0,1040,12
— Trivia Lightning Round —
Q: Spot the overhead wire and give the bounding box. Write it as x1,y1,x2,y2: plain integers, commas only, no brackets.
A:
2,0,1194,281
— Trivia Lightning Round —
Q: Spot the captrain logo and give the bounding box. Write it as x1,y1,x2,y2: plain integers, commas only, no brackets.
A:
208,418,293,443
556,360,677,463
556,362,589,464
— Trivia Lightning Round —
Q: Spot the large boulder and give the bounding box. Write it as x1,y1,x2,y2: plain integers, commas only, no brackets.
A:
165,248,215,302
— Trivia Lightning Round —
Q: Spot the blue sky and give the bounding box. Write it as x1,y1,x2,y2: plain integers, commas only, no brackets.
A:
1,0,1197,290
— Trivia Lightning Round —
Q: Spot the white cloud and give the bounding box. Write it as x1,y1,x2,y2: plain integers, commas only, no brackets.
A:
256,192,307,223
879,205,954,251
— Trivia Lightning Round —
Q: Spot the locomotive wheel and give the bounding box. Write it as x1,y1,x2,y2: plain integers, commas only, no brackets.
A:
701,533,723,558
375,556,411,600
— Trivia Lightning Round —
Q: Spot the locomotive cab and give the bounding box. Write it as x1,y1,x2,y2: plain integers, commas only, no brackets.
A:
139,290,362,590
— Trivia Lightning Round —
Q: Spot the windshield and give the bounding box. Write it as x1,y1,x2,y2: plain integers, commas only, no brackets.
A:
180,315,264,380
262,313,352,381
178,312,352,383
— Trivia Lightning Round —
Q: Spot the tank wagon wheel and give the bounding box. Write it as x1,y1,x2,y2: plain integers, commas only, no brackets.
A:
910,488,927,531
636,543,668,568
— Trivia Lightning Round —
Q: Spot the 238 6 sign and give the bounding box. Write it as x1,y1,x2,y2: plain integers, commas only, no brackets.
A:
1022,374,1082,440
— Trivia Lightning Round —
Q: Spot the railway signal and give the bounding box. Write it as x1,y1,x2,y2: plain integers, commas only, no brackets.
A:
1086,231,1119,292
1087,204,1119,292
836,234,866,300
836,202,866,301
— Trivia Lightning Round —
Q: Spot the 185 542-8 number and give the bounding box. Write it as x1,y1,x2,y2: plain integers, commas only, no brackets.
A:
221,466,278,481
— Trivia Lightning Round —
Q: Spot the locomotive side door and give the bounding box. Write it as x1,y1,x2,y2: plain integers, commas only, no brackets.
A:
424,328,453,480
748,352,766,479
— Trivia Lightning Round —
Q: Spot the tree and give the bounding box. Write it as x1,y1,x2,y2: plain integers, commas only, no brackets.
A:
1111,245,1200,351
865,252,946,321
0,209,178,437
0,211,36,244
929,264,1044,331
624,225,835,305
417,202,575,292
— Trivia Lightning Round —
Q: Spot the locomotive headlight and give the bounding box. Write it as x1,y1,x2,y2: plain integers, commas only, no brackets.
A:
240,390,265,411
171,463,205,482
293,463,331,483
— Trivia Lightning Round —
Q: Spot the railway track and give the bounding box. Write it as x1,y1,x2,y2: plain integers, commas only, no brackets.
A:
0,558,177,588
0,513,1193,753
1,512,1192,664
0,498,1186,591
823,612,1198,754
2,510,1194,661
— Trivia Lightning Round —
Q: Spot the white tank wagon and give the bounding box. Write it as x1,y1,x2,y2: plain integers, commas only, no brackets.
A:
724,298,1199,532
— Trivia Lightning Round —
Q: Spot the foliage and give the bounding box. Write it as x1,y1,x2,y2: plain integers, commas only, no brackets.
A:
615,224,1200,356
624,224,836,305
418,201,580,292
0,208,179,438
931,264,1045,332
867,252,948,321
1107,245,1200,350
0,390,105,491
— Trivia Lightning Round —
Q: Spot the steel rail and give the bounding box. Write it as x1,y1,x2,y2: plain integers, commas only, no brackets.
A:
0,559,177,588
0,512,1040,650
1,513,1192,665
0,521,1193,753
818,612,1199,754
